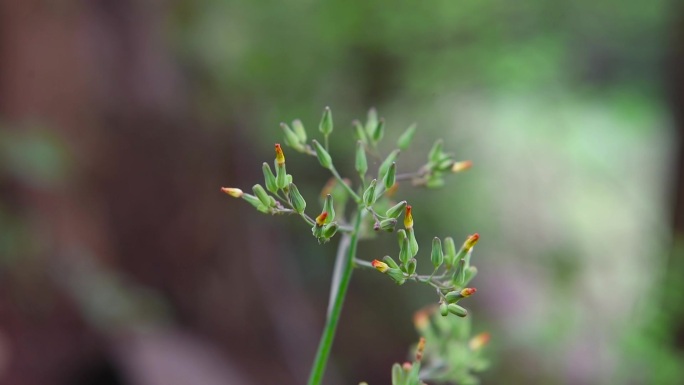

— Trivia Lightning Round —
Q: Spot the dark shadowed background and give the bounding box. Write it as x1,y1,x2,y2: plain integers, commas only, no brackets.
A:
1,1,684,384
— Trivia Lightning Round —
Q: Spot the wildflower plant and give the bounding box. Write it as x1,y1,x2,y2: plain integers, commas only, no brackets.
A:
222,108,489,385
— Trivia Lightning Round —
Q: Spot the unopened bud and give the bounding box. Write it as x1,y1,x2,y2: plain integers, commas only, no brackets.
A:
384,162,396,189
242,193,265,211
363,179,377,207
428,139,444,164
371,259,390,273
465,266,478,283
416,337,426,362
312,139,333,169
275,162,288,190
365,108,378,138
406,258,417,275
404,205,414,229
281,123,303,150
431,237,444,268
447,303,468,317
376,218,397,232
397,229,407,248
252,184,271,207
444,237,456,267
386,268,406,285
322,194,335,223
353,120,368,144
461,287,477,297
413,308,431,330
292,119,307,142
452,160,473,173
378,149,399,182
275,143,285,165
397,123,416,150
386,200,407,219
288,183,307,214
355,141,368,177
262,163,278,193
319,106,333,136
408,228,419,257
399,236,410,265
469,332,491,351
402,362,412,372
221,187,243,198
391,363,403,385
372,118,385,143
445,287,477,303
440,302,448,316
383,255,400,270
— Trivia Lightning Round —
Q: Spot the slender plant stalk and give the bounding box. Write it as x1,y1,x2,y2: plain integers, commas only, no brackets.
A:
307,209,363,385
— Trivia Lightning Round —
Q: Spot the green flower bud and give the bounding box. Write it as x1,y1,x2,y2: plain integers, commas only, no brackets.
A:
252,184,271,207
426,174,445,189
431,237,444,268
281,123,303,151
408,228,419,257
375,218,397,232
435,157,454,172
397,123,416,150
383,255,400,270
406,258,417,275
292,119,307,142
447,303,468,317
355,141,368,178
262,163,278,194
439,302,449,316
372,118,385,143
243,193,266,211
386,200,407,219
397,229,407,248
365,108,378,138
286,174,293,185
444,237,457,267
428,139,444,164
322,222,339,238
312,223,323,238
276,163,288,189
363,179,377,207
311,139,333,169
392,363,404,385
386,268,406,285
383,162,396,189
454,259,466,286
399,236,410,265
319,106,333,136
322,194,335,223
269,196,277,207
353,120,368,144
378,149,400,181
288,183,307,214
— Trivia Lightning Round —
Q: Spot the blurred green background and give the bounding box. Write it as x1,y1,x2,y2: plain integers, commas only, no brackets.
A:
1,0,683,384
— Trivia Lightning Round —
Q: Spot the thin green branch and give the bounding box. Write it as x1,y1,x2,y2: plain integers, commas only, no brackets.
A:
330,166,361,203
307,209,364,385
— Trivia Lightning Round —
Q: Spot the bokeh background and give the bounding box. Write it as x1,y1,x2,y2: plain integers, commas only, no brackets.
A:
1,0,684,384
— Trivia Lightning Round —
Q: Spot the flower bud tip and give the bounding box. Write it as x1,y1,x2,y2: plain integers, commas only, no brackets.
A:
464,233,480,250
452,160,473,173
315,212,328,226
371,259,389,273
221,187,243,198
469,332,491,351
460,287,477,297
404,205,414,229
275,143,285,165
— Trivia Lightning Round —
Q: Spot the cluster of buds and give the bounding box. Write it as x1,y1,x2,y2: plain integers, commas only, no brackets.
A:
409,138,472,188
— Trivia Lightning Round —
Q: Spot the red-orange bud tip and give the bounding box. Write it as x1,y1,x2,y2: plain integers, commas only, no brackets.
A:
221,187,243,198
402,362,412,371
404,205,414,229
469,332,491,351
416,337,426,361
315,212,328,226
413,308,430,330
275,143,285,165
461,288,477,297
464,233,480,250
452,160,473,173
371,259,389,273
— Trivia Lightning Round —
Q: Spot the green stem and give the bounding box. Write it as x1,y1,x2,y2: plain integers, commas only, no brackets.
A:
307,209,363,385
330,166,362,203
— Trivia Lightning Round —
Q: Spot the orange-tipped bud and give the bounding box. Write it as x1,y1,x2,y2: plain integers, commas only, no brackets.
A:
416,337,426,361
469,332,491,351
452,160,473,173
371,259,389,273
413,307,431,330
402,362,412,371
464,233,480,251
315,212,328,226
404,205,414,229
221,187,243,198
275,143,285,165
460,288,477,297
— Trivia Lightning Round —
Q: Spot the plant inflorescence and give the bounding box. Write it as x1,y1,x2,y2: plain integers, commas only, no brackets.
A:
222,107,489,385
